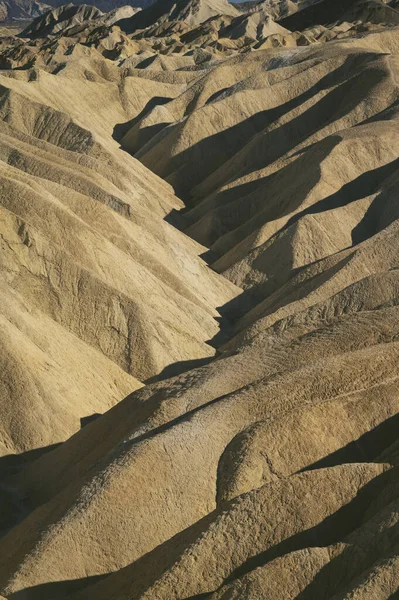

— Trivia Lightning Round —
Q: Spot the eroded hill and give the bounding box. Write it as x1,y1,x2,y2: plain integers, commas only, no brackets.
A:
0,0,398,599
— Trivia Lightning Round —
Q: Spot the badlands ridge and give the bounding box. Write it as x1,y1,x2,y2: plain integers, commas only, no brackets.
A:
0,0,399,598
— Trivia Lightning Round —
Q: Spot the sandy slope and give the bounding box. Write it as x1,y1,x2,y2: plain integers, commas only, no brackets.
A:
0,1,398,599
0,43,238,457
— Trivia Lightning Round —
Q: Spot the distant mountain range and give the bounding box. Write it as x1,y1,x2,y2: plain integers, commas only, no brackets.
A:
0,0,328,24
0,0,154,21
2,0,397,28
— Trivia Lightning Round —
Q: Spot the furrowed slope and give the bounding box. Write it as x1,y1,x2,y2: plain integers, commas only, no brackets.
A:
0,4,398,600
126,31,399,325
0,56,238,458
1,247,399,597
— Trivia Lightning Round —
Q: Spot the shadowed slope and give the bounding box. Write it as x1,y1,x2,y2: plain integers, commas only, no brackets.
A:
0,4,398,600
0,55,238,457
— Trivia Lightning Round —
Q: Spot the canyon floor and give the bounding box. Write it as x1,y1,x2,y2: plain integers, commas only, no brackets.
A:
0,0,399,598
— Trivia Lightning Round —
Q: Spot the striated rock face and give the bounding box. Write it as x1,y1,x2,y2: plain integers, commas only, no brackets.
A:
0,1,399,600
19,3,140,39
21,3,105,37
122,0,241,31
0,20,238,458
0,0,151,22
0,0,50,21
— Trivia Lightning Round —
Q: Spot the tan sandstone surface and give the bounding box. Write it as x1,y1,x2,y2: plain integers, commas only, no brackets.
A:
0,0,398,599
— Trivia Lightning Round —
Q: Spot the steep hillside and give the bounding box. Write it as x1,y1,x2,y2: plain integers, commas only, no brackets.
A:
0,0,152,22
0,1,398,600
0,34,238,458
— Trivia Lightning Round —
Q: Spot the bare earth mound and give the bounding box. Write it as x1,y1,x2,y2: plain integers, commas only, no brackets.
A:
0,1,398,599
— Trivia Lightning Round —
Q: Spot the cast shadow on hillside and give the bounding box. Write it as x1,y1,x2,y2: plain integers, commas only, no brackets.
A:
0,414,102,478
205,151,399,272
161,52,385,203
112,95,172,143
190,134,341,252
0,444,61,478
11,574,108,600
294,525,398,600
145,356,215,383
7,468,396,600
112,51,381,213
202,156,399,339
299,413,399,474
279,0,363,32
208,252,354,349
5,436,397,599
159,157,399,356
44,467,393,600
221,468,396,586
282,157,399,239
191,127,399,262
80,413,101,428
